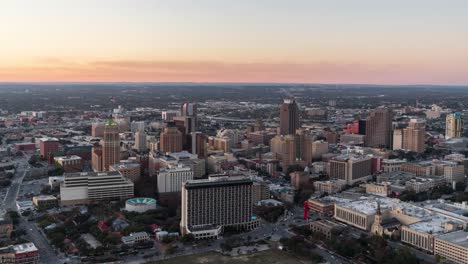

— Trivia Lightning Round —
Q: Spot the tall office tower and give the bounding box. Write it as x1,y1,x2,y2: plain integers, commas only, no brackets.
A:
392,129,403,150
91,122,105,137
180,176,258,239
270,135,297,172
134,131,147,152
102,120,121,171
180,102,197,133
162,110,179,121
194,132,208,158
445,113,462,139
279,98,300,136
159,122,183,153
403,119,426,153
91,145,103,172
130,121,145,133
365,107,393,148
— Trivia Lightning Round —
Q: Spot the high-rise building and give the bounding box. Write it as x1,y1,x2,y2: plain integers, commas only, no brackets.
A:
91,144,103,172
270,135,297,171
180,176,259,239
279,99,300,136
102,120,121,171
329,154,373,184
174,102,197,134
446,113,462,139
193,132,208,158
91,122,105,137
159,122,183,153
130,121,145,133
157,165,193,193
402,119,426,153
134,131,147,152
162,110,179,121
365,107,393,148
392,129,403,150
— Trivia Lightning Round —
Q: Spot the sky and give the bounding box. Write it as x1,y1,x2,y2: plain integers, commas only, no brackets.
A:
0,0,467,84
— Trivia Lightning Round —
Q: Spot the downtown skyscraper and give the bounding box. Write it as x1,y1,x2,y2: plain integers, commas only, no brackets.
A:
365,107,393,148
279,98,300,136
102,120,121,171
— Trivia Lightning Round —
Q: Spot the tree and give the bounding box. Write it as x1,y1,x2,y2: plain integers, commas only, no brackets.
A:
28,155,38,165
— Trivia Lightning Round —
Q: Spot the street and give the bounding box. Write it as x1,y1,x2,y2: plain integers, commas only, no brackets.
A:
0,154,65,264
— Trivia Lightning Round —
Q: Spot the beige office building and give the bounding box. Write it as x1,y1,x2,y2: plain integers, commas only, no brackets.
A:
402,119,426,153
60,171,134,206
434,231,468,264
329,155,373,184
444,165,465,184
392,129,403,150
270,135,297,171
446,113,462,139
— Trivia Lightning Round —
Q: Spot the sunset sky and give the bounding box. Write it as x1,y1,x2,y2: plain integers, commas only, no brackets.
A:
1,0,467,84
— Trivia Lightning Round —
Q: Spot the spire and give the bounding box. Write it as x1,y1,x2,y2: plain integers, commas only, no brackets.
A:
376,201,382,215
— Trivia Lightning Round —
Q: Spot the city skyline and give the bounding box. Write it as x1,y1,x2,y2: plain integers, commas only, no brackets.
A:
1,0,468,84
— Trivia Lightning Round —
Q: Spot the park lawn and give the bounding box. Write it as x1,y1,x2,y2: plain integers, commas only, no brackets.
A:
153,250,315,264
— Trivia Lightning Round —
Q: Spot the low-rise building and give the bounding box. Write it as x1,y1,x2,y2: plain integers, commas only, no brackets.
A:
365,182,391,197
32,195,58,209
309,220,347,240
405,177,446,193
307,197,348,217
401,162,435,176
381,159,407,173
54,155,83,173
121,232,150,245
313,180,346,194
0,242,40,264
434,230,468,264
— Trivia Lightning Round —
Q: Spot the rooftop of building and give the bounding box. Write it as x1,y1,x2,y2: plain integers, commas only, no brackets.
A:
332,154,372,162
309,196,352,205
54,155,82,161
13,243,38,254
63,171,123,178
184,176,252,189
436,230,468,248
406,176,445,184
382,159,407,164
39,137,59,142
311,219,348,229
110,162,140,170
105,119,118,126
407,215,460,235
33,195,57,201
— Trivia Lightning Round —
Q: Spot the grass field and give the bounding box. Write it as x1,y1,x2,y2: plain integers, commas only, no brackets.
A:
153,250,313,264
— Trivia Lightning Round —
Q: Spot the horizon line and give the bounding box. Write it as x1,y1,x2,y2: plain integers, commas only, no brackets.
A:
0,81,467,87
